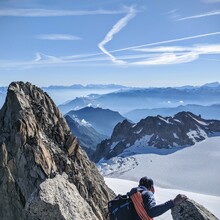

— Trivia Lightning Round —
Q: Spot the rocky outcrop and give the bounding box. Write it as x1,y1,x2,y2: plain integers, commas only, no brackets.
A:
26,173,99,220
0,82,114,220
94,112,220,162
171,199,218,220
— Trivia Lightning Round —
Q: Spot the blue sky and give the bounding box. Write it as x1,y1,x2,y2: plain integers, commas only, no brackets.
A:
0,0,220,87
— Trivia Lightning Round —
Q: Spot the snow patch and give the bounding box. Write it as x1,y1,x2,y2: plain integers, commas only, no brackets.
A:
97,157,138,177
81,119,92,127
188,114,209,126
159,116,173,124
134,128,143,134
173,133,179,139
132,135,153,148
110,141,120,150
187,126,207,143
174,119,182,123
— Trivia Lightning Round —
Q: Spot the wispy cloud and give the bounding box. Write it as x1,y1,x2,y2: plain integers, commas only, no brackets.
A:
0,8,130,17
133,46,192,53
110,31,220,52
166,9,180,19
177,10,220,21
36,34,81,41
1,35,220,68
132,52,199,65
98,6,137,64
130,44,220,65
133,44,220,54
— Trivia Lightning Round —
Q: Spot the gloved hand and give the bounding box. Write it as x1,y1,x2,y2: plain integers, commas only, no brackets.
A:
173,194,187,206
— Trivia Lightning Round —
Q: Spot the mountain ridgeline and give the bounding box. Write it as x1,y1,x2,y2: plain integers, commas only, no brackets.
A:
65,107,126,136
0,82,114,220
64,114,107,159
58,84,220,114
94,112,220,162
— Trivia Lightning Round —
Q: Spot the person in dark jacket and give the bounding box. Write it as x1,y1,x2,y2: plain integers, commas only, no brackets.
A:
128,176,187,219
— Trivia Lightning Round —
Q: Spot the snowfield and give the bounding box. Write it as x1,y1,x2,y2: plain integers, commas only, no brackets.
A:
98,136,220,219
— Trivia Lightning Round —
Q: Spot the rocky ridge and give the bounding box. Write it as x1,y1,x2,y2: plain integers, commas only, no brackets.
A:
0,82,114,220
172,199,218,220
94,112,220,162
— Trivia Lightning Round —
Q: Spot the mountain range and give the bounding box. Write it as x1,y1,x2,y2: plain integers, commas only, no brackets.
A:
94,112,220,162
43,84,130,90
65,107,126,136
58,83,220,114
125,104,220,122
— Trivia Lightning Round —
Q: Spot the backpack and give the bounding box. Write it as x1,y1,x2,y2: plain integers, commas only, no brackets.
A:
107,191,153,220
108,194,135,220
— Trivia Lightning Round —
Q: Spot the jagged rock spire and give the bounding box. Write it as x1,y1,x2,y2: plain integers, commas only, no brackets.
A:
0,82,114,220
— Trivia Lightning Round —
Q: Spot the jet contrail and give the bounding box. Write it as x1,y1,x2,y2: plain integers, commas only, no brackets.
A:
111,31,220,53
98,6,137,64
177,10,220,21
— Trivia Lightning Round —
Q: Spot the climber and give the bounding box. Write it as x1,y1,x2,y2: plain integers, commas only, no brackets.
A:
128,176,187,219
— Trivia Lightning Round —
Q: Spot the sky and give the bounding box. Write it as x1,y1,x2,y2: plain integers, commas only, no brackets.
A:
0,0,220,87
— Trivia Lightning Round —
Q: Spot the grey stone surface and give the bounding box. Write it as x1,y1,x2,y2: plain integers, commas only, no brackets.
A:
171,199,218,220
26,173,99,220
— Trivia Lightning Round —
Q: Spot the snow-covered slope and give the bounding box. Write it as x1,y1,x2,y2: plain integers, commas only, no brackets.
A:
95,112,220,162
98,136,220,197
105,178,220,220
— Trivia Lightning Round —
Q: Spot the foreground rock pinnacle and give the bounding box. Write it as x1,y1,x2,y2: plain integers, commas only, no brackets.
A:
0,81,114,220
171,199,218,220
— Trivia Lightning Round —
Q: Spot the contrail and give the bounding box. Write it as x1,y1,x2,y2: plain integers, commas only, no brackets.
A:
177,10,220,21
110,31,220,53
98,6,137,64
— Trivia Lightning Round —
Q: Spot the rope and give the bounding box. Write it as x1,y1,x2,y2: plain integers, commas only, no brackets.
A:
130,191,153,220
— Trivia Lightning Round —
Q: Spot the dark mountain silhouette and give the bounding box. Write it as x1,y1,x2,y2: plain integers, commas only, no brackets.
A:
125,104,220,122
66,107,126,136
65,114,107,159
94,111,220,162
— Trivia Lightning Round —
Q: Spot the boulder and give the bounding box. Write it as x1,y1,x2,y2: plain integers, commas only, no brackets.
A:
26,173,99,220
171,199,218,220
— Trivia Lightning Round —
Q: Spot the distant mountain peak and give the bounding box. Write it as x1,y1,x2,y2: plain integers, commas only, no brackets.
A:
202,81,220,88
66,106,126,136
94,111,220,162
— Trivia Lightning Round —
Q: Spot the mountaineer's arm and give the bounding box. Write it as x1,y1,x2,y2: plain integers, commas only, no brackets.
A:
142,191,174,218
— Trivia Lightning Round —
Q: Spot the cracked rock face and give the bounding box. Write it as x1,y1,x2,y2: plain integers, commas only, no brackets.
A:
26,174,99,220
171,199,218,220
0,82,114,220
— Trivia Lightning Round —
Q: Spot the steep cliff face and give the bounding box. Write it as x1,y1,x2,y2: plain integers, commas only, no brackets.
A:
0,82,114,220
171,199,218,220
